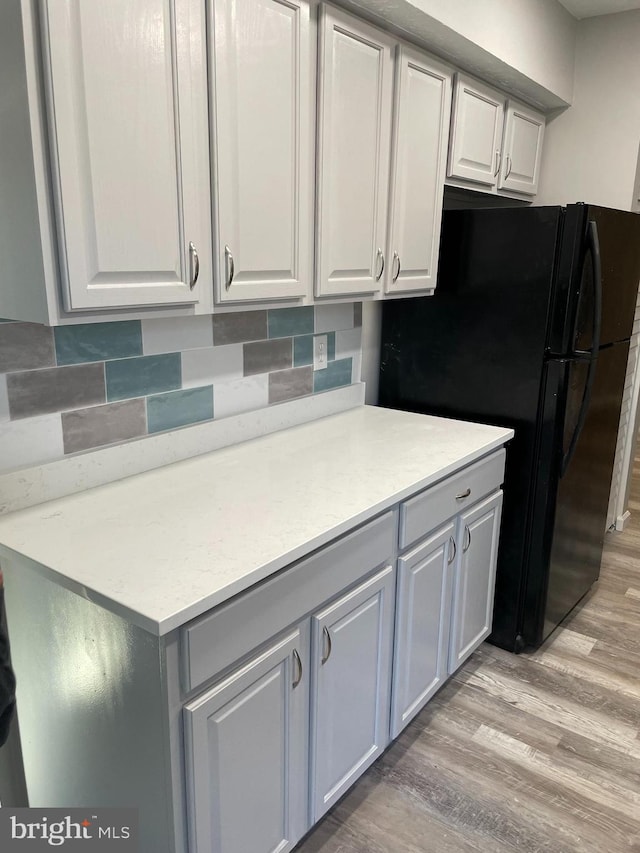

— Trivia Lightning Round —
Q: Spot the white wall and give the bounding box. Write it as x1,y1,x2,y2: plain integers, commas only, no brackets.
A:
537,10,640,210
350,0,576,109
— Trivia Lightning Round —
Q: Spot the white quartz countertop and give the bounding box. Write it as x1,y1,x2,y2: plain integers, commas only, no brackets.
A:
0,406,513,635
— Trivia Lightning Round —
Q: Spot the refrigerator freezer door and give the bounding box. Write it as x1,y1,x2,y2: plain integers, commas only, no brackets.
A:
542,341,630,640
587,207,640,346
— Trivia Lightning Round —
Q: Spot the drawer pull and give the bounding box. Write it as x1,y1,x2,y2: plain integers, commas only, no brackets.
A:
292,648,303,688
456,488,471,501
463,525,472,553
321,626,332,665
448,536,456,565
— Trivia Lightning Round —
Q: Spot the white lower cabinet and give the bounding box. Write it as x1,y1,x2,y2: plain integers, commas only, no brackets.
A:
180,453,506,853
449,491,503,674
391,451,505,738
391,522,455,738
183,628,309,853
310,566,394,820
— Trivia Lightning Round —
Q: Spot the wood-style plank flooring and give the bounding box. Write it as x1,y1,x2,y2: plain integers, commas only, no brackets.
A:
296,457,640,853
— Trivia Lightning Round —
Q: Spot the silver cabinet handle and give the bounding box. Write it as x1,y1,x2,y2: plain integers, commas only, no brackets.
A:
292,648,303,688
225,245,235,290
375,248,385,282
189,242,199,290
392,251,401,283
448,536,457,565
456,488,471,501
505,154,512,179
494,150,501,177
463,525,471,553
321,626,332,665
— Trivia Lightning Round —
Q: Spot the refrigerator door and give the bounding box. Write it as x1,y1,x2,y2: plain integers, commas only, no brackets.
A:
587,206,640,346
541,342,629,641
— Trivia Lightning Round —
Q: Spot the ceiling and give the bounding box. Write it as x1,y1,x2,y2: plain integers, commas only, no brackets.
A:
558,0,640,18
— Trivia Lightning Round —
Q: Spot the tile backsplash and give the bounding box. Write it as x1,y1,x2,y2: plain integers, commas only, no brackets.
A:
0,304,362,473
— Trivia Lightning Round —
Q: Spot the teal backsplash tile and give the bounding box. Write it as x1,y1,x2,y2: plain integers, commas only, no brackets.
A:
55,321,142,365
106,353,181,401
313,357,353,393
293,335,313,367
268,306,314,339
147,386,214,433
327,331,336,361
293,332,335,368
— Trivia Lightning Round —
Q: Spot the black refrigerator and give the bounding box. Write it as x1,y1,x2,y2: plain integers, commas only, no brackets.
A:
379,203,640,652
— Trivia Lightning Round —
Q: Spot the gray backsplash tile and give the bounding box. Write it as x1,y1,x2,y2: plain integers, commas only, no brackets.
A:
213,310,268,346
268,366,313,404
62,399,147,454
0,322,55,372
244,338,292,376
7,363,106,420
354,302,362,327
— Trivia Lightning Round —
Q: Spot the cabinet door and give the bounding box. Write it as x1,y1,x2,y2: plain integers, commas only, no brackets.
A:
310,565,394,820
386,47,452,295
499,100,545,196
211,0,312,303
315,5,394,297
183,629,308,853
43,0,211,311
449,491,503,675
447,75,505,187
391,522,455,738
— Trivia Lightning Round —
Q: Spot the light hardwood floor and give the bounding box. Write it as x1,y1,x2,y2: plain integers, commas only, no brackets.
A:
296,457,640,853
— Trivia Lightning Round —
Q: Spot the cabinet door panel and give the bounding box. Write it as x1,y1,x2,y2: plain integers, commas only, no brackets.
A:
310,565,394,820
386,48,452,294
391,522,454,738
184,629,308,853
212,0,312,303
316,6,394,296
499,101,545,196
449,491,503,674
43,0,210,310
448,75,505,187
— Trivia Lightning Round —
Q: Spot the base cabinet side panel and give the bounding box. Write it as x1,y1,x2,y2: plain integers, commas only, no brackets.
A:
183,629,308,853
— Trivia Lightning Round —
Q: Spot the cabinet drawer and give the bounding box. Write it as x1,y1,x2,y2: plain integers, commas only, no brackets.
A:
399,449,505,550
182,511,396,693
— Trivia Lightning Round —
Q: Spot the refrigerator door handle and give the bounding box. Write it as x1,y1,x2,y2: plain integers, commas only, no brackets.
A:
587,220,603,356
561,221,603,478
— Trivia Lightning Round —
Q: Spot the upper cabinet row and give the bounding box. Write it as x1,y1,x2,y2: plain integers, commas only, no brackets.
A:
2,0,544,325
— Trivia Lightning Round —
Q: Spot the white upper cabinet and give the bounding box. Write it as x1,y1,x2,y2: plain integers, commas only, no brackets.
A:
385,47,452,295
315,5,394,297
42,0,211,312
210,0,313,304
498,100,545,196
447,74,506,188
